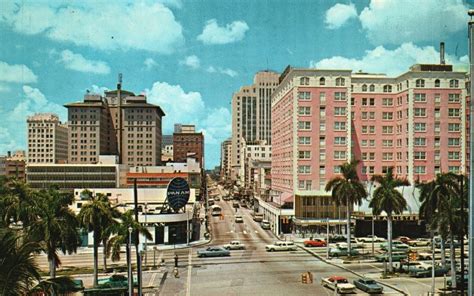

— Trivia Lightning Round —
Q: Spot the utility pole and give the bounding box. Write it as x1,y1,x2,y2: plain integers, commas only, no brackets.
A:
134,178,142,295
468,10,474,296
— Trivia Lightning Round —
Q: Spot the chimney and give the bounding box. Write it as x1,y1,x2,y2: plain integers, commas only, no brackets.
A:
440,42,445,65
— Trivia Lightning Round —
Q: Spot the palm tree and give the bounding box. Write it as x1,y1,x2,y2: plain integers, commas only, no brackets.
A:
101,204,121,272
28,188,81,278
0,228,42,296
107,210,152,266
325,160,367,255
370,167,409,273
1,179,38,227
77,192,115,287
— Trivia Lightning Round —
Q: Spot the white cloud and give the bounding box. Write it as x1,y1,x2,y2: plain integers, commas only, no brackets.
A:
197,19,249,45
11,86,66,122
200,107,232,144
0,83,11,93
0,61,38,83
206,66,238,77
180,55,200,69
0,2,184,54
0,126,19,153
144,58,158,70
325,3,358,29
311,43,468,76
58,50,110,74
358,0,468,45
87,85,110,96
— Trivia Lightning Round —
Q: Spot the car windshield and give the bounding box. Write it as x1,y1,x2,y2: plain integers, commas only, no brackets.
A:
337,279,348,283
364,280,376,284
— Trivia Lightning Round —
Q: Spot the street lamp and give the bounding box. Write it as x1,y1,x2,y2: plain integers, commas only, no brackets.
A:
144,202,148,267
128,226,133,296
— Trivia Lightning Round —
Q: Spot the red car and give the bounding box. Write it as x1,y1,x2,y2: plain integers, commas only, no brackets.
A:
304,238,327,247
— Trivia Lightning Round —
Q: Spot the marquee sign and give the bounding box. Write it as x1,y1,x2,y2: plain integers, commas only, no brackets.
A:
166,177,190,210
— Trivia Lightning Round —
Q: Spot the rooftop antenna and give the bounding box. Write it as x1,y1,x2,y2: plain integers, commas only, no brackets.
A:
440,42,445,65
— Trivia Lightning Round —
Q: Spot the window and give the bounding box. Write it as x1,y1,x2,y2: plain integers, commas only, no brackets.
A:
448,94,460,103
415,166,426,174
298,165,311,174
416,79,425,87
334,137,346,145
298,91,311,100
320,92,326,104
448,151,460,160
414,93,426,102
434,93,441,103
448,123,461,132
448,108,460,117
320,122,326,131
414,108,426,117
414,122,426,132
351,97,355,105
368,166,375,174
362,126,368,134
449,79,459,88
298,180,312,190
362,84,367,92
300,77,310,85
382,98,393,106
383,85,392,92
434,79,440,87
382,139,393,147
362,112,368,119
298,151,311,159
334,92,346,101
334,107,346,116
334,121,346,131
335,77,345,86
334,166,342,173
369,112,375,119
298,136,311,145
298,106,311,115
449,166,460,173
448,138,460,146
319,77,326,86
334,151,346,160
414,138,426,146
382,126,393,134
298,121,311,130
362,98,368,106
369,139,375,147
414,151,426,160
383,152,393,160
369,84,375,92
361,139,368,147
382,112,393,120
369,98,375,106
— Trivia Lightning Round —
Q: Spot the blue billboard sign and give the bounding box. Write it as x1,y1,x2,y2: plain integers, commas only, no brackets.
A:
167,177,190,210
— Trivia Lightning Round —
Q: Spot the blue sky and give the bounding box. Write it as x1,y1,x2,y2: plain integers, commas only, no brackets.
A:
0,0,472,168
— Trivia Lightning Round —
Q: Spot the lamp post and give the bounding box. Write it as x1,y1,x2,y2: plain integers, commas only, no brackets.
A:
128,227,133,296
326,218,330,260
468,10,474,296
144,202,148,267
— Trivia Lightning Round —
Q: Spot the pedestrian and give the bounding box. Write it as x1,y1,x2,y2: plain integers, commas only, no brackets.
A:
174,254,178,268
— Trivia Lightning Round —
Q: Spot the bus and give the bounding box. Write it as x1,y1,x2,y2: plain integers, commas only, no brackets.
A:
211,205,222,216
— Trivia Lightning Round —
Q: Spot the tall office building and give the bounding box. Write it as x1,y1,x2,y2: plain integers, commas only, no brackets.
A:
173,124,204,167
231,71,280,183
270,56,467,233
27,113,68,164
65,79,165,166
220,138,232,180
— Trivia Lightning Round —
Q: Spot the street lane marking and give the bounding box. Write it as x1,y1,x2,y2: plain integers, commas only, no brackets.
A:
243,230,247,234
148,270,157,288
186,249,192,296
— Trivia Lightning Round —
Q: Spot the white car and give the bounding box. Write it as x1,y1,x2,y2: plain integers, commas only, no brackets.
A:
357,235,386,243
336,238,365,249
223,240,246,250
321,276,356,294
235,215,244,223
407,238,431,247
265,241,297,252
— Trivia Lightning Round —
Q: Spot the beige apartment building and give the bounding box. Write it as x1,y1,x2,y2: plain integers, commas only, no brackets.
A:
65,84,165,166
220,138,232,180
231,70,279,183
27,113,68,164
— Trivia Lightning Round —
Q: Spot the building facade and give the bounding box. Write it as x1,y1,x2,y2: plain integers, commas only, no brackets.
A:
231,71,280,183
27,113,68,164
65,84,165,167
0,151,26,180
220,138,232,180
161,134,173,162
270,63,467,234
173,124,204,168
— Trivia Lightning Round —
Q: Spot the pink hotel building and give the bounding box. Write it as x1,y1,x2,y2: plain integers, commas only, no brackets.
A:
271,63,468,231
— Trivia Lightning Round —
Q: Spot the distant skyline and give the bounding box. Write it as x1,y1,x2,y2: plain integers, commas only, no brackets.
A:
0,0,472,168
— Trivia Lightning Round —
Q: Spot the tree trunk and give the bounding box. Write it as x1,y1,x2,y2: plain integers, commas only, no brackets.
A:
93,232,99,287
449,234,457,290
49,256,56,278
440,238,446,269
388,215,393,273
346,196,351,257
103,240,108,272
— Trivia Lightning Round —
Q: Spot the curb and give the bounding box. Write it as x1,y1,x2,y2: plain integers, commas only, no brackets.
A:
298,245,409,296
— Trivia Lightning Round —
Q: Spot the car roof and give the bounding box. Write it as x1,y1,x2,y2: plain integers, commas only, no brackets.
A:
329,276,346,280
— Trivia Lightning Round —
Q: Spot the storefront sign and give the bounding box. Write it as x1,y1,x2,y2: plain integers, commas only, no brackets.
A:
167,177,190,210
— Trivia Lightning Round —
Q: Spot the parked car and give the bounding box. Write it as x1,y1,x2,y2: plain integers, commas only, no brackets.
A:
447,273,468,289
381,241,410,251
395,236,411,244
417,249,441,260
265,241,297,252
253,213,264,222
321,276,356,294
400,261,432,273
407,238,431,247
375,251,407,262
353,278,383,294
329,247,359,257
357,235,386,243
232,201,240,208
434,237,461,249
410,263,449,278
197,247,230,257
336,238,364,249
98,274,137,288
261,220,271,230
235,215,244,223
329,234,347,243
223,240,246,250
304,238,327,247
214,196,220,201
240,201,248,208
208,199,215,206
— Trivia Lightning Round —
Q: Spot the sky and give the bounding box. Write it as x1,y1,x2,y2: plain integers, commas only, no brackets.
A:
0,0,473,169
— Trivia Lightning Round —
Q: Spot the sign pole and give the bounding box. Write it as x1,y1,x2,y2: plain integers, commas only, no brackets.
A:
134,178,142,296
